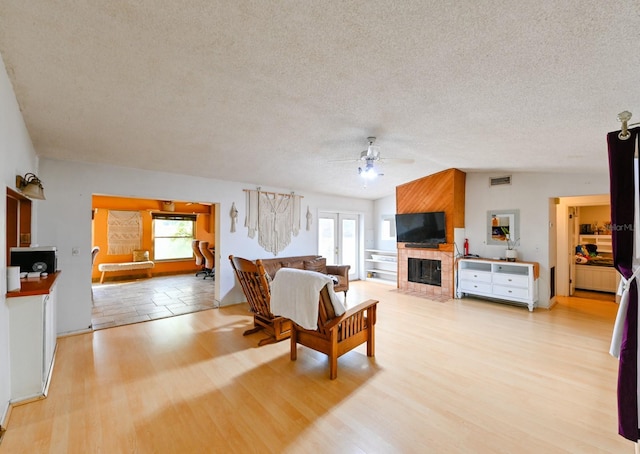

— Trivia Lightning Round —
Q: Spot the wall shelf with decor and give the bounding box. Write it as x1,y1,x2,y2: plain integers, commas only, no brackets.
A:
578,234,612,254
365,249,397,285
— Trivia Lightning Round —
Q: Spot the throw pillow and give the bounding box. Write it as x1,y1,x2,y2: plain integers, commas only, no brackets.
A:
132,250,149,262
304,258,327,274
281,260,304,270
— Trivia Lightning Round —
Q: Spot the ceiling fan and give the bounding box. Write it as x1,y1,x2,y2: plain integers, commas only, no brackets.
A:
333,137,414,179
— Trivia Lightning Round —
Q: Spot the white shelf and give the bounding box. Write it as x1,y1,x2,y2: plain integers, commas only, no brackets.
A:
365,249,397,284
365,268,397,276
578,235,612,254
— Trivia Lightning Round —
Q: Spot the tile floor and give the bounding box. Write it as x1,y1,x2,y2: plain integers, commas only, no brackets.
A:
91,273,216,330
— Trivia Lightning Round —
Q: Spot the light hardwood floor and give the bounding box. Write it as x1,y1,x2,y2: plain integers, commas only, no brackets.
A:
1,281,633,453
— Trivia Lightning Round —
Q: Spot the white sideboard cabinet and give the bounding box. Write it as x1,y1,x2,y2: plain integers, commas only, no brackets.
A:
6,273,59,403
456,259,539,311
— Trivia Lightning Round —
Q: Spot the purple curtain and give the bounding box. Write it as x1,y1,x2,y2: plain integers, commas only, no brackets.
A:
607,128,639,441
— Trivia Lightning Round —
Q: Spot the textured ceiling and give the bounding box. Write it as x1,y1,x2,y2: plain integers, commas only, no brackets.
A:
1,1,639,200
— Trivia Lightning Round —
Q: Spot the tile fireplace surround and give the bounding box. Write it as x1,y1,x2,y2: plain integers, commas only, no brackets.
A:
398,247,453,300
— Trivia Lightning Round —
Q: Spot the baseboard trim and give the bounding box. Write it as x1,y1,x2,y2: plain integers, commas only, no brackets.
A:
57,327,93,338
0,400,12,442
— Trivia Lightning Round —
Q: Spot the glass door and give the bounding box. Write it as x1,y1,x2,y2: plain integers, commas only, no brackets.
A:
318,212,359,280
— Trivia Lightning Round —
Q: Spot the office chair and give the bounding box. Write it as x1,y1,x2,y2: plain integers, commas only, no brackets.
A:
198,241,215,280
192,240,208,277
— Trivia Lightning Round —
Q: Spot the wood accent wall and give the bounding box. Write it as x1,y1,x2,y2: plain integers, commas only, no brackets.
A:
6,188,32,264
396,168,466,249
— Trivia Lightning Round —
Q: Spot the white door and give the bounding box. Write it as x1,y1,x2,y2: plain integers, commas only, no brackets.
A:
318,213,359,280
568,207,577,295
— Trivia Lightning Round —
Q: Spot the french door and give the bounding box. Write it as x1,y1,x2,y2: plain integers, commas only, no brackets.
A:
318,212,359,280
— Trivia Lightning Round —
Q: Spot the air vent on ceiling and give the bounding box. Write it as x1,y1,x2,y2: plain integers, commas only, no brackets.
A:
489,175,512,186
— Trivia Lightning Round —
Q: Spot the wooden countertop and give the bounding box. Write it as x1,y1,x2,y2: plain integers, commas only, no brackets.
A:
6,271,61,298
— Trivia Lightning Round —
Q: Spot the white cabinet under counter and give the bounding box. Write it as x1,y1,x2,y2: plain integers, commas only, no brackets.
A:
6,272,60,403
456,259,539,311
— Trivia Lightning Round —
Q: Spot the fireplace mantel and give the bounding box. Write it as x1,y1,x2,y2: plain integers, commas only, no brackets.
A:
398,246,454,299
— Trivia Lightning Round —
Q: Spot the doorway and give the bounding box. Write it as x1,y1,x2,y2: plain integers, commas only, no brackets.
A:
91,194,220,329
556,195,617,301
318,212,359,280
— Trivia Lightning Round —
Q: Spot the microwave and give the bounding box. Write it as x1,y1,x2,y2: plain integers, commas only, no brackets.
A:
10,246,57,273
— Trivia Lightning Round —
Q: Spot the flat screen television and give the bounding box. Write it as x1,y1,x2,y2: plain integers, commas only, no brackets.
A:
395,212,446,245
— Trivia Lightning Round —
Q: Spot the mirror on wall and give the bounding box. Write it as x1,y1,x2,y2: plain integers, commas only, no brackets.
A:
487,209,519,246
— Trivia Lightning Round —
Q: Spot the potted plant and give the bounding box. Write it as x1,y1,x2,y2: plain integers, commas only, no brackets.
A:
502,227,520,262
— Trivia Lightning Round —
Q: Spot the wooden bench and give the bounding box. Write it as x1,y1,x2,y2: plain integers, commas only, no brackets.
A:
97,261,155,284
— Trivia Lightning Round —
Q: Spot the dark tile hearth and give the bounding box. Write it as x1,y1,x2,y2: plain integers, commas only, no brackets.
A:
91,274,216,330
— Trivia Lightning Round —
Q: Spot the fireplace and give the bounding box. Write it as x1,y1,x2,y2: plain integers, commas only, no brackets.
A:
398,247,452,299
408,258,441,286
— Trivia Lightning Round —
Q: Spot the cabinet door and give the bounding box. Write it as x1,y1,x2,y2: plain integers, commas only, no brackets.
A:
43,292,57,384
9,295,45,400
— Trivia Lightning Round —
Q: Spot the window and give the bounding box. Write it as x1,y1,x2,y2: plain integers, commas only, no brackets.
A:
152,213,196,260
381,215,396,241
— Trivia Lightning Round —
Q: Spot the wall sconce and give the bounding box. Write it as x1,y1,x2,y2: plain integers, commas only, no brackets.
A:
16,173,46,200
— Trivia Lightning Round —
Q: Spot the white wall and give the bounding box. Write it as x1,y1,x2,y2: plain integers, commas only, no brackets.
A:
373,194,396,251
464,172,609,308
37,158,374,334
0,55,40,426
372,171,609,308
578,205,611,230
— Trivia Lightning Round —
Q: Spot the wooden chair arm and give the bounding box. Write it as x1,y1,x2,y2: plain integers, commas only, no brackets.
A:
321,299,378,331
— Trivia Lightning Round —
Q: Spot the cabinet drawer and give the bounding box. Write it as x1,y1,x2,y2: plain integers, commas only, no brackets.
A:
493,285,529,300
459,280,492,294
492,273,528,288
458,270,492,283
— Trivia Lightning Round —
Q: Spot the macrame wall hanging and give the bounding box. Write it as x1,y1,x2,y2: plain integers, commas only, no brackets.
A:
230,202,238,233
244,188,303,255
107,210,142,255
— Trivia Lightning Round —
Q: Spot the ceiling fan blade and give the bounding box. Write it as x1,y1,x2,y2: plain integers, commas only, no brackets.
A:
380,158,415,164
328,158,359,163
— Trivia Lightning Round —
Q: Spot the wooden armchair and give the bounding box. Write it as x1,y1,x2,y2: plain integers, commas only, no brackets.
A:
229,255,292,346
291,285,378,379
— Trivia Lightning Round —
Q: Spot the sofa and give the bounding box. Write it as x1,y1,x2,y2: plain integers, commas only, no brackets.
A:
257,255,350,296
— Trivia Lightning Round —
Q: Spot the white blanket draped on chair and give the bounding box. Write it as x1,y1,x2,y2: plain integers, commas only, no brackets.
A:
270,268,345,330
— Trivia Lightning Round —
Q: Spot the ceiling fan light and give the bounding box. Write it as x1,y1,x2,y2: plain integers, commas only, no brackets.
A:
367,145,380,159
359,165,378,179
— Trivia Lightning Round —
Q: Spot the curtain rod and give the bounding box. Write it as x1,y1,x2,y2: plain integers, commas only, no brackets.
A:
242,188,303,198
617,111,640,140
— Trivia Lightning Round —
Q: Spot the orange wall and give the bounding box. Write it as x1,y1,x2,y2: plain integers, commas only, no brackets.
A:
91,195,215,281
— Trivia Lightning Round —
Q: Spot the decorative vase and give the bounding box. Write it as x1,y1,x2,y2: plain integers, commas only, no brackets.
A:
505,249,517,262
